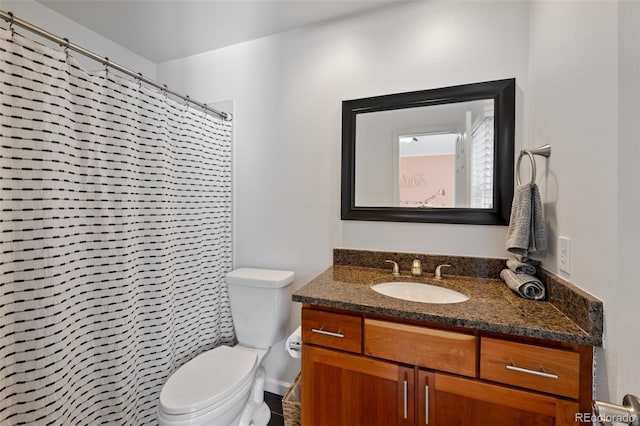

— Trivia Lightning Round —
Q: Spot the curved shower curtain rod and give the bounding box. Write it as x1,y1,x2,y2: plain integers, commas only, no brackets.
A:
0,10,232,122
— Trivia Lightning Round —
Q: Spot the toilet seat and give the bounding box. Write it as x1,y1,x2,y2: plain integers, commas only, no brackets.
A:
159,345,258,417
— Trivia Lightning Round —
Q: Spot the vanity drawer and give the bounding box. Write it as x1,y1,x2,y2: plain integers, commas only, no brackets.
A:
364,319,477,377
480,337,580,399
302,308,362,353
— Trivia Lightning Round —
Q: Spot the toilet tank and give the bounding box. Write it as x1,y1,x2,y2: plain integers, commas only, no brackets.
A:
226,268,294,349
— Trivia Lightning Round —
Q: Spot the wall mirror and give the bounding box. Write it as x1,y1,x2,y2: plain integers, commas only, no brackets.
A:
341,78,515,225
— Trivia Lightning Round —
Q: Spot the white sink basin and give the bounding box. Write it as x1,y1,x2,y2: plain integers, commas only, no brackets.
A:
371,281,469,304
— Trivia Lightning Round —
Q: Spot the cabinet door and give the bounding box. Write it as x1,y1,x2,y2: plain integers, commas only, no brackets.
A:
418,371,580,426
302,345,414,426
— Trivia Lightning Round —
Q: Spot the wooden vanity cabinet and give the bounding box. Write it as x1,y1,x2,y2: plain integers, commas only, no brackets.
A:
301,306,591,426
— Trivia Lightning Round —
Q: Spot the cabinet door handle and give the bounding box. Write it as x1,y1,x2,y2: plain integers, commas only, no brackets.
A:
311,327,344,338
424,385,429,424
506,364,559,380
403,380,408,419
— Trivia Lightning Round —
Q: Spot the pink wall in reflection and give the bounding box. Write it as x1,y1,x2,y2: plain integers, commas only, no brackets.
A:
399,155,455,207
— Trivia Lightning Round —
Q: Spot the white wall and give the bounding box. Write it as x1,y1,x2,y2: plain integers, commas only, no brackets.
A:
1,0,156,79
616,0,640,402
338,2,530,255
528,0,639,404
157,1,530,392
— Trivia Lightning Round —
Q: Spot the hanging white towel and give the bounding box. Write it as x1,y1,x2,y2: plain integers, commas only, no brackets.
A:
506,183,547,261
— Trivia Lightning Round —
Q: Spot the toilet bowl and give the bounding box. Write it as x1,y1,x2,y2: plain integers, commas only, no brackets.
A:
157,345,269,426
157,268,294,426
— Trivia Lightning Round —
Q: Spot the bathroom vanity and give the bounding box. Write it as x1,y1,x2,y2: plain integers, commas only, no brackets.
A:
293,250,603,426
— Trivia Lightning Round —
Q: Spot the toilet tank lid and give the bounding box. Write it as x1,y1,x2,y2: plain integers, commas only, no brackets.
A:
226,268,294,288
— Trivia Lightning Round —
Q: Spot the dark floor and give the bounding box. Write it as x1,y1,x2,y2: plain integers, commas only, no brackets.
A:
265,391,284,426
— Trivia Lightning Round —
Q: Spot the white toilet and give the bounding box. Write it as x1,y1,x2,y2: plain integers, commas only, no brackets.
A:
157,268,295,426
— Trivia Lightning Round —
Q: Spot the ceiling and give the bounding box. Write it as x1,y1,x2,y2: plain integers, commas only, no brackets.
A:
36,0,402,63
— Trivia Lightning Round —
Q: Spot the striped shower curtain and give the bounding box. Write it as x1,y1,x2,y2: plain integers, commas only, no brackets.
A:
0,28,235,424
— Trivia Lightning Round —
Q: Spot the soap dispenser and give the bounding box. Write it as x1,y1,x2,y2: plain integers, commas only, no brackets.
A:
411,259,422,276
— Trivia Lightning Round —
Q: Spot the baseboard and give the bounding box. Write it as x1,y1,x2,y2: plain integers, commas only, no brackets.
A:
265,377,291,396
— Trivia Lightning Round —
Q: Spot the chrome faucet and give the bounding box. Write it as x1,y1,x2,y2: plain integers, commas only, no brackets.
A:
385,260,400,276
593,394,640,426
434,264,451,279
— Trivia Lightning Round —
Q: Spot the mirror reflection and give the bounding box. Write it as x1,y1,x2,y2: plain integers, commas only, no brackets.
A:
355,99,494,209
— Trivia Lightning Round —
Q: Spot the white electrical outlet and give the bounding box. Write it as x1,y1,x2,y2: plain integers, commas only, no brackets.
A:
558,236,572,274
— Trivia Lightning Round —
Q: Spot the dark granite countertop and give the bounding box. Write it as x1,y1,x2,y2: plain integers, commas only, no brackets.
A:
293,265,600,346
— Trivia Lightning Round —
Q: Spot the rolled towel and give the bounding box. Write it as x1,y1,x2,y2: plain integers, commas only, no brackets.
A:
517,255,540,266
506,258,536,275
500,269,546,301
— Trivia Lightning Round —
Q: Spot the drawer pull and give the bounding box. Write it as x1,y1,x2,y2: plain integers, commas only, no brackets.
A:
403,380,408,419
311,327,344,338
506,364,559,380
424,385,429,424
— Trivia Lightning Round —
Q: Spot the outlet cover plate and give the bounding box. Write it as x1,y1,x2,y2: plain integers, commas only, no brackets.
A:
558,236,571,274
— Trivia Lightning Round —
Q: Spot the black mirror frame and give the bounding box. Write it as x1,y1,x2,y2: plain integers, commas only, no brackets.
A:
341,78,515,225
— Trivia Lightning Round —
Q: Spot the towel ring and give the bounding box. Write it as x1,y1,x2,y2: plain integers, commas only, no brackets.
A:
516,151,536,186
516,144,552,186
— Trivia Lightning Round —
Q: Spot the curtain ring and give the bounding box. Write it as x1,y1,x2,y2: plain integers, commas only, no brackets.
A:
516,150,536,186
61,37,70,58
8,11,15,37
103,57,109,74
